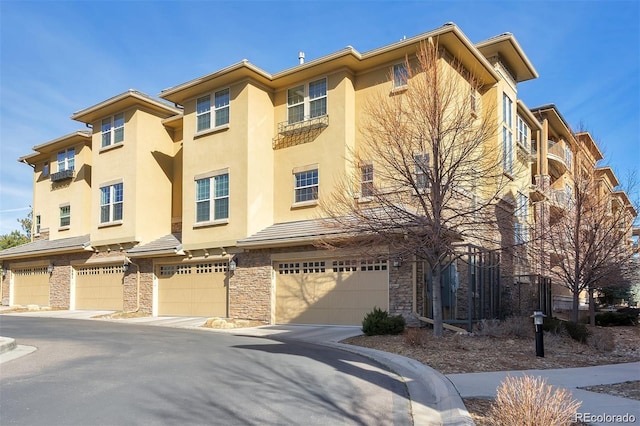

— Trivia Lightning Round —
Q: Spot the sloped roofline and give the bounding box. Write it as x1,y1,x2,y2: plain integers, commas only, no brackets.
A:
159,22,502,104
71,89,181,124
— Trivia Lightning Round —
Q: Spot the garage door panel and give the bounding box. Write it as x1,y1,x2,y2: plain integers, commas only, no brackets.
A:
76,265,124,311
157,262,227,317
13,267,50,306
275,259,389,326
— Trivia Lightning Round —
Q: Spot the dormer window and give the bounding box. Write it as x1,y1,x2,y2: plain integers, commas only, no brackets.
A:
101,113,124,148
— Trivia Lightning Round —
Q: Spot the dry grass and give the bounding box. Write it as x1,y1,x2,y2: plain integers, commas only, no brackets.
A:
343,324,639,375
488,375,581,426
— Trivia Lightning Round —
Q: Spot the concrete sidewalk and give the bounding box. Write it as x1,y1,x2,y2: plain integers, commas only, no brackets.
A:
447,362,640,426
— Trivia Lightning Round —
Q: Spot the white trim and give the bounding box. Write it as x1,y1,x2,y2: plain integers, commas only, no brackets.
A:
69,267,76,310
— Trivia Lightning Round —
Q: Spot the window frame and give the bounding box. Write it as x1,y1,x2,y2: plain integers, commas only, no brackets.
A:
293,168,319,205
392,63,408,90
502,93,514,175
287,78,327,124
42,162,49,177
516,116,529,152
194,172,229,225
57,148,75,172
413,153,430,191
35,214,41,235
360,164,374,199
59,204,71,228
99,182,124,225
196,88,230,133
101,113,125,148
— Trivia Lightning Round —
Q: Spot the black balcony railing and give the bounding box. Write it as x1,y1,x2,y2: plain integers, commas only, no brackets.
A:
50,169,74,182
278,115,329,136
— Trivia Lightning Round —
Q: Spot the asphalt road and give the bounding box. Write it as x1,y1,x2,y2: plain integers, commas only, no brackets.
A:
0,317,410,426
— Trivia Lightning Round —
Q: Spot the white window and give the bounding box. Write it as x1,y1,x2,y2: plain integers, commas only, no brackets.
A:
565,184,572,203
60,205,70,228
35,214,41,235
42,162,49,177
414,154,430,190
287,78,327,124
100,183,123,223
516,116,529,152
393,63,408,89
195,173,229,222
502,93,513,174
196,88,230,132
294,169,318,203
565,146,572,169
517,192,529,222
101,113,124,148
57,148,75,172
361,165,374,198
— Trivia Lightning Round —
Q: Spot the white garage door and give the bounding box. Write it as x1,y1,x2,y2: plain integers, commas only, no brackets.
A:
76,265,124,310
13,266,50,306
157,262,228,317
275,258,389,325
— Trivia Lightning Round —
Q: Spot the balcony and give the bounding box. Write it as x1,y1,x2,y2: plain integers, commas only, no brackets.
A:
278,115,329,136
273,115,329,149
50,169,74,182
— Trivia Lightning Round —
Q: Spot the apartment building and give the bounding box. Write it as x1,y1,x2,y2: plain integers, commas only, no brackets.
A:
528,105,638,312
1,23,634,326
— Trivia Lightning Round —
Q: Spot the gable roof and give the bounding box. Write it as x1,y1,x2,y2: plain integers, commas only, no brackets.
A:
127,233,183,257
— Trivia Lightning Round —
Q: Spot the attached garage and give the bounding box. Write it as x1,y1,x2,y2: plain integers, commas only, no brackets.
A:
275,258,389,325
75,264,124,310
13,266,50,306
157,262,228,317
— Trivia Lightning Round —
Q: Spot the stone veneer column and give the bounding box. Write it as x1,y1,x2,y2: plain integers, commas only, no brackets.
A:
228,251,271,322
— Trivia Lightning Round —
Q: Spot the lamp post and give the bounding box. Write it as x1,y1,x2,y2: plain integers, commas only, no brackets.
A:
531,310,546,357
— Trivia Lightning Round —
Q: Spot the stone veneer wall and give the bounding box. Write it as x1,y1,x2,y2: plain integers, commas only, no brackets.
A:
122,258,154,314
228,251,271,322
388,261,416,324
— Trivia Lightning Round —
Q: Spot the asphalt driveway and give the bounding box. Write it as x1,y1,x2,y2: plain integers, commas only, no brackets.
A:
0,316,410,426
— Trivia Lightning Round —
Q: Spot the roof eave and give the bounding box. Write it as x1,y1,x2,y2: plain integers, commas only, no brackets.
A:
71,90,181,124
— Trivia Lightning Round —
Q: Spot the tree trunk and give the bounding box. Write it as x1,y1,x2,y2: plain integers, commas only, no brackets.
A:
571,289,580,323
589,287,596,326
431,265,444,337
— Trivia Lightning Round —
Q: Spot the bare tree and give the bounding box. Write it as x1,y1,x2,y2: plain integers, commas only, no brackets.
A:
321,40,515,337
545,169,638,324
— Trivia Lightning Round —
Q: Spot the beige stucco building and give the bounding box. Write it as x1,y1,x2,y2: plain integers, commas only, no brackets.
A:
1,23,635,326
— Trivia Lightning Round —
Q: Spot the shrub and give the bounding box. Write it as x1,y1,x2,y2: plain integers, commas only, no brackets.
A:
362,307,406,336
588,328,615,353
564,321,590,343
489,375,581,426
475,317,532,338
403,327,428,347
596,310,638,327
542,317,564,335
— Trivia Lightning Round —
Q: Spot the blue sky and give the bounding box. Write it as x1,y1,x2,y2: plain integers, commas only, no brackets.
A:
0,0,638,234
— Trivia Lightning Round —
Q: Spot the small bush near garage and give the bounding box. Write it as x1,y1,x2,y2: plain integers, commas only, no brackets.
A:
595,308,639,327
362,307,406,336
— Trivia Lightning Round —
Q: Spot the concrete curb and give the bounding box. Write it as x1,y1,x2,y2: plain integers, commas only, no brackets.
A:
0,336,17,354
326,342,473,425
